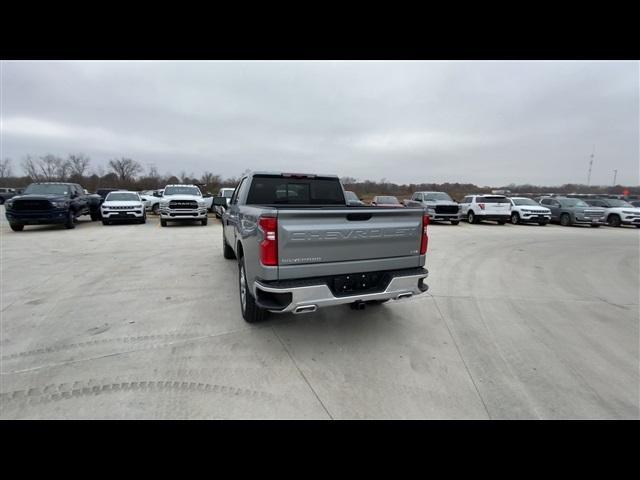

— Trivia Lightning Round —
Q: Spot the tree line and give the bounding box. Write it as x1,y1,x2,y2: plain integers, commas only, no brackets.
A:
0,155,637,200
0,155,241,194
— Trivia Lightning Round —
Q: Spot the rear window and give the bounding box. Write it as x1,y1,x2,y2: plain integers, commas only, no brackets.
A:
246,176,345,205
476,196,508,203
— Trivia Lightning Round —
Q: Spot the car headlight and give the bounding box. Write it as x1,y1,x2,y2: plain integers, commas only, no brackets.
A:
198,201,205,207
52,201,69,208
622,210,637,215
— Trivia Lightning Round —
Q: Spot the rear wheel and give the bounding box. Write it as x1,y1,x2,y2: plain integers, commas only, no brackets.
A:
239,258,266,323
140,214,146,224
9,223,24,231
607,215,621,227
511,212,520,224
560,213,572,226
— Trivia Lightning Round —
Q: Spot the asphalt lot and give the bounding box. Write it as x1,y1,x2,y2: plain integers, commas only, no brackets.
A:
1,206,638,419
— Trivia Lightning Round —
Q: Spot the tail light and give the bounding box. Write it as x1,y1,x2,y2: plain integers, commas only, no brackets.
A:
259,216,278,266
420,213,429,255
478,203,485,210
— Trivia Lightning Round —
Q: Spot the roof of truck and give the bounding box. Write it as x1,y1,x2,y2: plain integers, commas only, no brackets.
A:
245,171,339,178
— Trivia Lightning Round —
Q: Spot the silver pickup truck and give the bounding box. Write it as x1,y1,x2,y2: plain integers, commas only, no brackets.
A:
214,172,430,322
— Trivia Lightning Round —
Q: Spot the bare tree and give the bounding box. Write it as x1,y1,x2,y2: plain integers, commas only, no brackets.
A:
21,155,41,180
0,158,13,178
68,154,91,177
38,154,64,181
108,157,142,182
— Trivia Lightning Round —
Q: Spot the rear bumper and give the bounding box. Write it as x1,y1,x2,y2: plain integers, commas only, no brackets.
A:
253,267,429,314
476,214,511,221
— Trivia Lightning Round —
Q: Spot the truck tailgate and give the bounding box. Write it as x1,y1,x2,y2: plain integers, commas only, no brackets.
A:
276,207,423,272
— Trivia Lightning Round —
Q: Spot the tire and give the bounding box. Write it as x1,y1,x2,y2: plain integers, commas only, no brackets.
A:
9,223,24,231
239,257,266,323
497,220,506,225
160,219,167,227
467,211,478,224
511,212,520,224
152,204,159,215
223,231,236,259
201,217,208,226
65,210,75,229
450,220,459,225
215,210,221,219
607,215,621,227
560,213,572,226
140,215,146,224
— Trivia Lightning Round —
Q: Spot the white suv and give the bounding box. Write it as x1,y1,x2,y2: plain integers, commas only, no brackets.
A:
159,184,208,227
460,194,511,224
100,191,146,225
508,197,551,225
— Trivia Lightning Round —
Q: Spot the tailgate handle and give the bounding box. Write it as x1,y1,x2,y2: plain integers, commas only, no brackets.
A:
346,213,372,221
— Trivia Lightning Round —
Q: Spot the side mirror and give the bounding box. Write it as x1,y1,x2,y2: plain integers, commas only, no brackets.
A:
213,196,228,206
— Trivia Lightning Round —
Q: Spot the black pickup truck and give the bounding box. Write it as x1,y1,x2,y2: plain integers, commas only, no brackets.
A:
4,182,102,231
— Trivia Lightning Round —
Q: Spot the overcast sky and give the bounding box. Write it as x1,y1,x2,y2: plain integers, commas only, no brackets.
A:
1,60,638,186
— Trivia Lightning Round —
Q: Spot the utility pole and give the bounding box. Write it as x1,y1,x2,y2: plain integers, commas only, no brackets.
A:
612,169,617,186
586,146,595,186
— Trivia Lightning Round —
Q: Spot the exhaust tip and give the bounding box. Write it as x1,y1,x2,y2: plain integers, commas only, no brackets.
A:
397,293,413,300
294,305,317,314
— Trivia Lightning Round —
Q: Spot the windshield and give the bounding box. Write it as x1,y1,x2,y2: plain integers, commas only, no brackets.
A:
247,176,345,205
559,198,588,207
24,184,71,195
423,192,453,201
376,196,399,204
164,186,201,196
221,189,234,198
512,198,539,206
106,192,139,202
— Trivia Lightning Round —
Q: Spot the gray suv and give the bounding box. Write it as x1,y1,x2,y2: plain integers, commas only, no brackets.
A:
538,197,605,227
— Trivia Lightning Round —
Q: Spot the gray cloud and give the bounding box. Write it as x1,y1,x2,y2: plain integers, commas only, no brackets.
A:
1,60,638,185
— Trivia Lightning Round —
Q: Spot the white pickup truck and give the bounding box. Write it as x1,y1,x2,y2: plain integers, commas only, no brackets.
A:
159,184,208,227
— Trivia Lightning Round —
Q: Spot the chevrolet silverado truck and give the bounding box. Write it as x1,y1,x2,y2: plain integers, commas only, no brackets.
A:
4,182,101,231
403,191,460,224
214,172,429,323
159,184,208,226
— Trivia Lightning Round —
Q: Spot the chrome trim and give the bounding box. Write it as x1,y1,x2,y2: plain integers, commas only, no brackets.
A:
254,270,429,313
